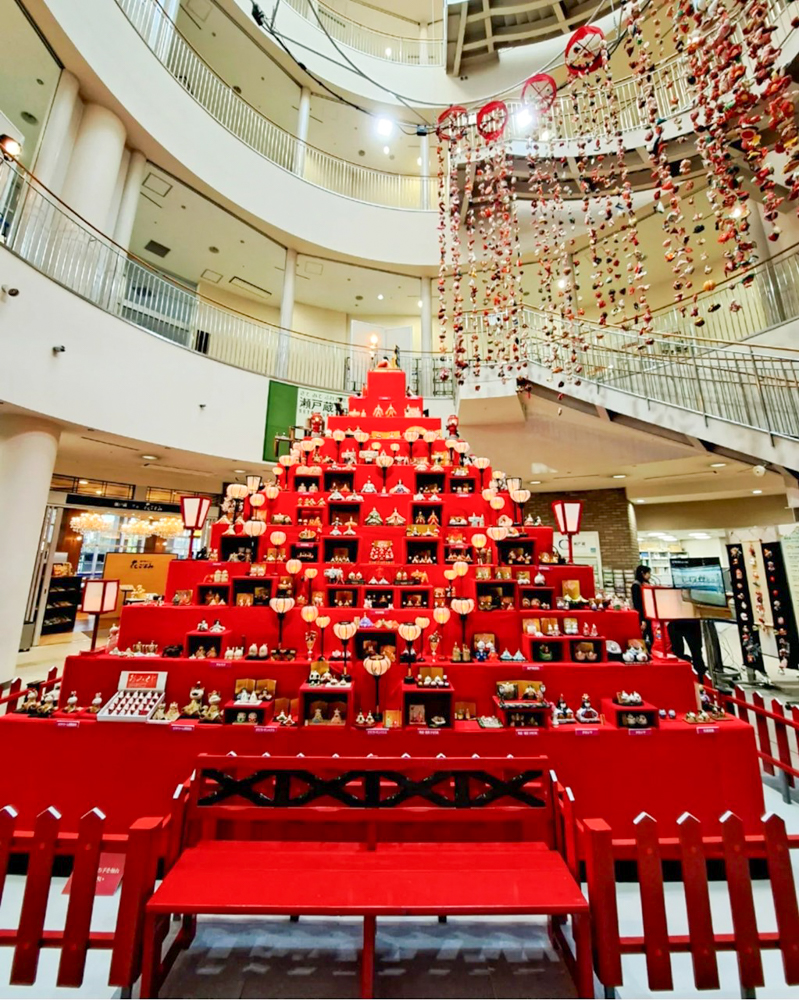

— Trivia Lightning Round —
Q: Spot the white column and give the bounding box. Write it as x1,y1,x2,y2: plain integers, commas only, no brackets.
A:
293,87,311,178
420,275,433,397
277,247,297,378
0,415,60,684
419,129,430,210
32,69,80,193
748,200,786,326
61,104,126,230
113,150,147,249
419,21,429,65
106,147,130,235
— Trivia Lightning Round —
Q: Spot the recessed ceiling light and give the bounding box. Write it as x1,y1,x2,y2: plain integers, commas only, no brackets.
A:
141,454,158,461
234,469,246,474
529,480,541,485
689,532,711,539
376,117,393,136
384,47,392,56
634,499,645,504
416,157,422,166
752,489,763,494
383,145,390,155
710,462,727,468
377,294,384,300
95,489,102,495
661,535,677,542
417,299,423,308
78,479,88,485
611,474,626,479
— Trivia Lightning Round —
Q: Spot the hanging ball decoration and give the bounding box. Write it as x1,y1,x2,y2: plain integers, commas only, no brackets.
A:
476,101,509,142
564,25,605,77
520,73,557,114
436,105,468,142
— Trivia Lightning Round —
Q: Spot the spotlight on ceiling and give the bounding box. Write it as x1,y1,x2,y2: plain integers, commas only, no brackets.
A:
376,118,394,137
515,109,533,130
0,134,22,157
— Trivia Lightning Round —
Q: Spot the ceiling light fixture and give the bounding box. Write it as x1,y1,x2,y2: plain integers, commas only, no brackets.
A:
634,499,645,504
752,489,763,494
612,474,626,479
417,300,423,308
557,278,566,289
141,454,158,461
710,462,727,468
0,134,22,157
376,117,393,136
689,532,711,539
78,479,88,485
384,47,392,57
416,157,422,166
529,480,541,485
383,145,390,155
377,294,384,300
234,469,246,474
515,109,533,129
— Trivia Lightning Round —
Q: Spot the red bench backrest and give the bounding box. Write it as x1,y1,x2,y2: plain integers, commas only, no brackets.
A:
184,754,554,847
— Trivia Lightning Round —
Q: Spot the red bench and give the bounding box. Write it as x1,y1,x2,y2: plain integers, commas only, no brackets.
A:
140,754,592,998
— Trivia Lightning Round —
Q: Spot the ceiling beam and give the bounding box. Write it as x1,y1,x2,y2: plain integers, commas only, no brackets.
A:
482,0,495,54
452,3,468,77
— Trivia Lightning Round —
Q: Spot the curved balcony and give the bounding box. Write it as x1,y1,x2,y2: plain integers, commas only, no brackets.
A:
280,0,444,66
110,0,796,229
116,0,435,212
2,153,797,460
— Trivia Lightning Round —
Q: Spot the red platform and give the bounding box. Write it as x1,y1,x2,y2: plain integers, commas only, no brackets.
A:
0,367,765,837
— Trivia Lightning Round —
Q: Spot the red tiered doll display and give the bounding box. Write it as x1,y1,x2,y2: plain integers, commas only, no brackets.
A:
0,369,763,834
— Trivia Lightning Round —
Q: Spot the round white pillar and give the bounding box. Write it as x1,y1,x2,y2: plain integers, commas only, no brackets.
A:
277,247,298,378
33,69,80,194
294,87,312,177
113,150,147,249
61,103,127,230
106,147,131,235
419,129,430,210
0,415,61,684
420,275,434,397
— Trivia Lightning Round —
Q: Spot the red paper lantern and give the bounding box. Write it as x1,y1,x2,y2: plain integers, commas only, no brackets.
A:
476,101,508,142
564,25,605,76
521,73,557,113
436,105,468,142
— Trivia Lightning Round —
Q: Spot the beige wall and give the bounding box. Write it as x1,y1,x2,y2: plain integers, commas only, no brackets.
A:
636,494,793,530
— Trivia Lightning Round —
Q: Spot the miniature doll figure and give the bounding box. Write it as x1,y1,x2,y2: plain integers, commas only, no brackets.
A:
182,684,205,717
576,694,600,724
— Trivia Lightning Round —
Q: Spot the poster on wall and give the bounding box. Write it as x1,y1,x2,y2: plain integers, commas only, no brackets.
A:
554,530,602,587
262,382,344,461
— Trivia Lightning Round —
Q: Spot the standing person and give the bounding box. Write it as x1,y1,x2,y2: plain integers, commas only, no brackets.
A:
631,564,653,649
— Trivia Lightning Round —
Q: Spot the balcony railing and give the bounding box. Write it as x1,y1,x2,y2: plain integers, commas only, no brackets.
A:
2,154,798,440
0,156,450,395
115,0,436,210
112,0,798,214
278,0,444,66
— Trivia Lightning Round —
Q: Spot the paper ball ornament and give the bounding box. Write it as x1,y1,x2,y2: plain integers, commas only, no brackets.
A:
565,25,605,77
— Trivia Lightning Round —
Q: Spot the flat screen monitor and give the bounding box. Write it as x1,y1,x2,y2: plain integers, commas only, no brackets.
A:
669,556,727,607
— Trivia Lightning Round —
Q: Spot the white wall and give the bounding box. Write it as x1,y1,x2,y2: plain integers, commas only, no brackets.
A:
0,250,269,463
40,0,438,268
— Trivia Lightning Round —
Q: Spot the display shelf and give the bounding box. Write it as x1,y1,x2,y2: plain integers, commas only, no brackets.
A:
5,366,766,842
42,575,82,634
601,697,660,730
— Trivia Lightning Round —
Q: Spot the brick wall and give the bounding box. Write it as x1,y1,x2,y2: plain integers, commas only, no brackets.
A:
523,488,640,573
